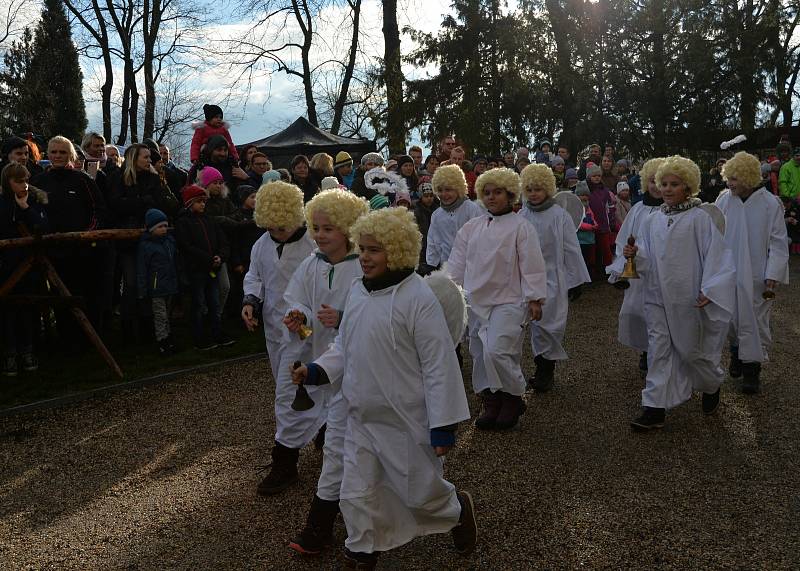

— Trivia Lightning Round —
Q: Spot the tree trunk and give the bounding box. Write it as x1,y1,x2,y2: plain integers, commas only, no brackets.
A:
331,0,361,135
293,0,318,126
117,82,130,145
382,0,405,155
142,0,160,139
650,0,667,155
545,0,576,150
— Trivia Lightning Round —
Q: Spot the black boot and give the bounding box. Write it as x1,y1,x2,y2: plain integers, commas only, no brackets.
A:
630,407,665,431
289,494,340,555
257,442,300,496
742,362,762,394
494,393,526,430
702,387,721,415
341,548,379,570
475,390,503,430
729,346,743,378
530,356,555,393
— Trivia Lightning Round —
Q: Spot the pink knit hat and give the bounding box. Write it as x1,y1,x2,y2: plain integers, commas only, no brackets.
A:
199,166,224,188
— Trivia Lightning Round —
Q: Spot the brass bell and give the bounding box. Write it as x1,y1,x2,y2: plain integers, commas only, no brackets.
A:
291,360,315,411
620,235,640,281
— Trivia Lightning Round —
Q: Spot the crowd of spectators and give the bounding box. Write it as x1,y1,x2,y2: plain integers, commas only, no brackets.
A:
1,106,798,377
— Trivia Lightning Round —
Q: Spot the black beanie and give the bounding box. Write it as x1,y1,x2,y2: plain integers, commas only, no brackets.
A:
204,104,224,121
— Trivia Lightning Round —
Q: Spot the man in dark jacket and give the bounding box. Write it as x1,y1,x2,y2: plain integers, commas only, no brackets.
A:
187,135,249,203
175,185,234,350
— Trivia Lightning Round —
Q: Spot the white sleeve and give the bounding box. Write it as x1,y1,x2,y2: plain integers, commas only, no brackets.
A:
284,258,314,325
243,240,264,301
765,201,790,284
413,296,470,428
445,223,468,286
426,215,442,267
516,222,547,302
563,213,591,287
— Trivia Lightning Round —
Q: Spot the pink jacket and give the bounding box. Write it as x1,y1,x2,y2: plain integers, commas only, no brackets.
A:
190,121,239,163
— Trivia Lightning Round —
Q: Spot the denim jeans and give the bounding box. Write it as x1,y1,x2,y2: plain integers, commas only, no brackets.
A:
189,271,221,344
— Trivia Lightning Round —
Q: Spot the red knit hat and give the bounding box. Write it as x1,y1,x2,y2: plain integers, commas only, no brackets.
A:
182,184,208,206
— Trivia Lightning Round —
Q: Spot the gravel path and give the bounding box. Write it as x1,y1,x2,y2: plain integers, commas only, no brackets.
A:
2,260,799,570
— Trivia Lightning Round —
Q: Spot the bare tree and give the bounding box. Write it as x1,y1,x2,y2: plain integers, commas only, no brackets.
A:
0,0,33,50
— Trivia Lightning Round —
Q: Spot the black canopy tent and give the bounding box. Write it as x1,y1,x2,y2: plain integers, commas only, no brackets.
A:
238,117,377,168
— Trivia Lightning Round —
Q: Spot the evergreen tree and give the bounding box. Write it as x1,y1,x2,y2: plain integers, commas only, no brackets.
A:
0,27,34,137
21,0,87,140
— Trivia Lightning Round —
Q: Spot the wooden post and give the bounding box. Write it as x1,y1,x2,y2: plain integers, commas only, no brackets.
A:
39,256,124,379
0,255,34,296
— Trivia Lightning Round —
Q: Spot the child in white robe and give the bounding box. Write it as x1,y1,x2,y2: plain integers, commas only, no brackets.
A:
626,156,735,431
285,189,368,555
241,181,315,495
519,164,590,392
717,151,789,394
292,208,476,569
425,164,483,268
607,157,665,375
447,168,548,430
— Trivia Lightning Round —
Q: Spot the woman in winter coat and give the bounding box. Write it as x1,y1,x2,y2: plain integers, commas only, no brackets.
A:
291,155,321,203
31,136,111,338
109,143,164,338
0,163,48,376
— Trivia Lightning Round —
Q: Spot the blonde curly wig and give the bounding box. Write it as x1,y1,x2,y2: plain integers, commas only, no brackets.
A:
722,151,762,190
432,164,467,197
350,207,421,270
520,163,557,198
253,181,305,230
475,167,521,205
655,155,701,197
305,188,369,240
638,157,666,186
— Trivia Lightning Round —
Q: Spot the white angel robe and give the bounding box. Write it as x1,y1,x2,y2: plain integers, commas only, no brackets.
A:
715,188,789,363
313,273,471,553
519,204,590,360
425,199,484,267
447,212,547,396
606,201,662,352
242,231,315,446
284,252,362,496
635,205,735,409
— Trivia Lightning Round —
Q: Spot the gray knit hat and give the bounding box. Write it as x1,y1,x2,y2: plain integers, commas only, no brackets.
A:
575,181,591,197
586,164,602,179
361,152,385,167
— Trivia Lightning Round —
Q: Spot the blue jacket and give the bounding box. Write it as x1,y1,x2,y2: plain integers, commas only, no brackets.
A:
137,232,179,298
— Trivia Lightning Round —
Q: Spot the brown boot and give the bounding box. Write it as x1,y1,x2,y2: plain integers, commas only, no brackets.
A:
494,393,526,430
474,390,503,430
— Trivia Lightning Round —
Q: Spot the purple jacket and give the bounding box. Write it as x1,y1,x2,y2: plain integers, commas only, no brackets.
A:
587,182,616,234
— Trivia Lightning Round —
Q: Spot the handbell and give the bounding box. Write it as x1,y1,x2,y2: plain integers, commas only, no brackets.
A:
620,235,640,280
298,323,313,340
762,285,776,300
291,360,315,411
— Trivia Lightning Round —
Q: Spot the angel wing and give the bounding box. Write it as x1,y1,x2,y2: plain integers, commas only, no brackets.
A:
699,203,726,234
424,270,467,347
553,190,585,230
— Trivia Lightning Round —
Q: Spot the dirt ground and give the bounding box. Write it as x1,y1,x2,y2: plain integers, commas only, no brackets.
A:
1,259,799,570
